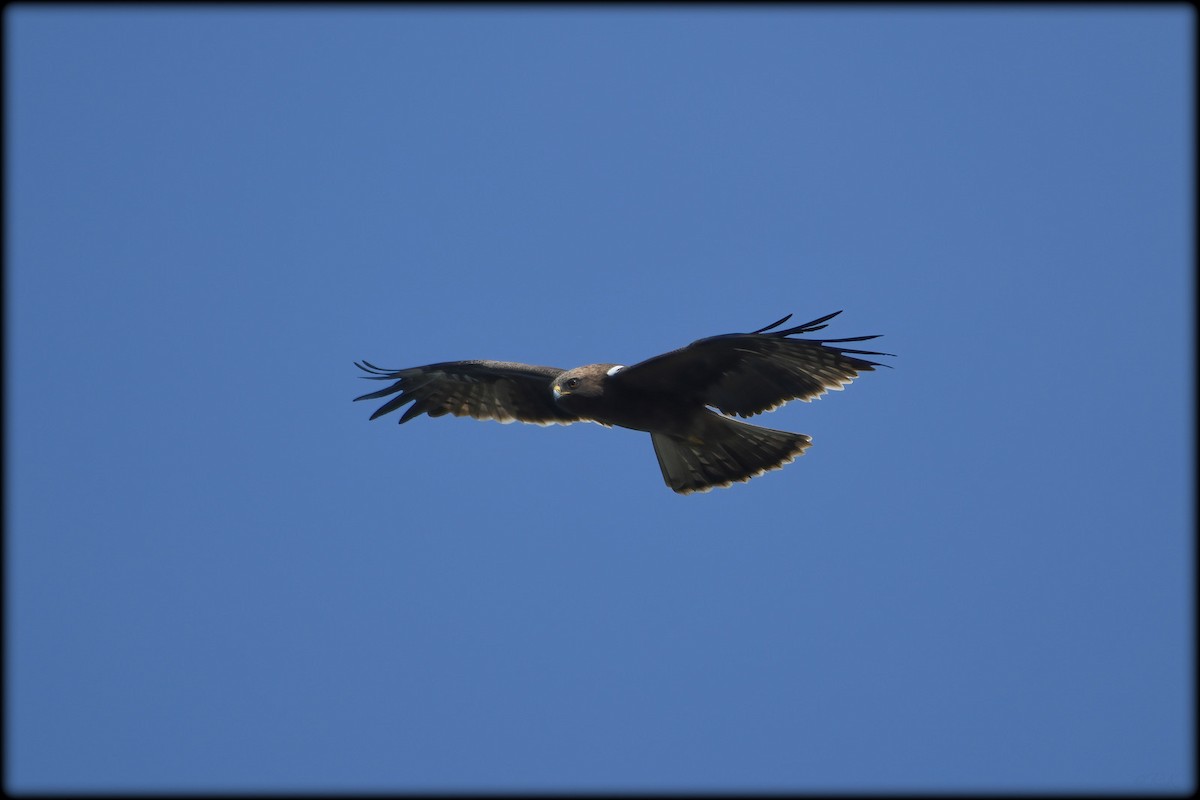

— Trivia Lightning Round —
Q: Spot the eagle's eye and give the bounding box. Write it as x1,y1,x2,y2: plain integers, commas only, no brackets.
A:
565,377,580,389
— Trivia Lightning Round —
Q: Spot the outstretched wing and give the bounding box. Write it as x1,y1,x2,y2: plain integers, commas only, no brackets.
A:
611,311,893,418
354,360,578,425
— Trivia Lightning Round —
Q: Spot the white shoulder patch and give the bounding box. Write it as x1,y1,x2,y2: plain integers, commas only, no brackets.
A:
606,365,625,376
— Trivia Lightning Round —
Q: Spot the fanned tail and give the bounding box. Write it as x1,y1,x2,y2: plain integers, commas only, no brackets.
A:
651,415,813,494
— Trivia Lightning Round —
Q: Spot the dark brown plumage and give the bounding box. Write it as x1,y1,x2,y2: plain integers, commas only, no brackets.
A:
354,311,891,494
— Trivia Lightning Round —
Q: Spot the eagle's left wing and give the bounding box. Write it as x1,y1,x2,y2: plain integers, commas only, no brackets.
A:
354,360,578,425
611,311,892,418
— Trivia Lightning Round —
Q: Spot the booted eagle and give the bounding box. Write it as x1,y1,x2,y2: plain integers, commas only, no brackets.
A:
354,311,890,494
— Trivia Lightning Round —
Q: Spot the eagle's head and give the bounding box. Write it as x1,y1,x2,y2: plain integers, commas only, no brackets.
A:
551,363,624,413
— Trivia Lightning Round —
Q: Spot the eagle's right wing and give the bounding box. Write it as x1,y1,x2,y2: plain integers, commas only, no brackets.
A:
612,311,892,418
354,360,578,425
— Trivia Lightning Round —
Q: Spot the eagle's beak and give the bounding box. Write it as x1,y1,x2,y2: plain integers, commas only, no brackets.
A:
552,384,564,400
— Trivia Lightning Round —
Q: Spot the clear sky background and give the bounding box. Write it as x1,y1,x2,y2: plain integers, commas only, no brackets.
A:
6,6,1192,794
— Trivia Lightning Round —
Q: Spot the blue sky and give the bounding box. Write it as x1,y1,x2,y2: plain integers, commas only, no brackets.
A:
6,6,1192,793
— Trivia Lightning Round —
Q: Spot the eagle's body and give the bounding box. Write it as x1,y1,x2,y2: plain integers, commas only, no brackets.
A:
355,311,890,494
551,368,697,436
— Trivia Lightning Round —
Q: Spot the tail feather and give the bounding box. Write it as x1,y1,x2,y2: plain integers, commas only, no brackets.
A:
651,416,813,494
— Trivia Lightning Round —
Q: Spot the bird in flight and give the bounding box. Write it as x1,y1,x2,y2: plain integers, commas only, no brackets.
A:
354,311,891,494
